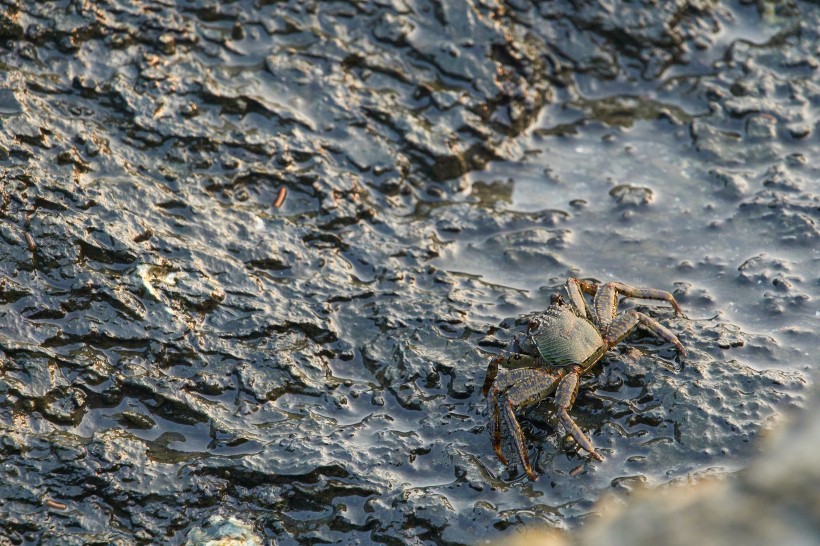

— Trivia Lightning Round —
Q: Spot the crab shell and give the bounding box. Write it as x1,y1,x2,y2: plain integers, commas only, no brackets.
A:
527,303,606,369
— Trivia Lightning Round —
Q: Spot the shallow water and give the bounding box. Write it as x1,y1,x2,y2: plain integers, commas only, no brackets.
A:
0,0,817,544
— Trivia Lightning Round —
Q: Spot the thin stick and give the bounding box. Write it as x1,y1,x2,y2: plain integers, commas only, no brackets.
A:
273,187,287,208
45,499,67,510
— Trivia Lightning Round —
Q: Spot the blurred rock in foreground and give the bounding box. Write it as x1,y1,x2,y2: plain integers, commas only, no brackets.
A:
185,515,262,546
499,393,820,546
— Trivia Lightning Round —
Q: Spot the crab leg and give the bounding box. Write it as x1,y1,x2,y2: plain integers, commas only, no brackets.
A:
567,277,599,296
609,282,684,315
501,398,533,479
493,352,544,370
489,367,563,480
486,387,508,465
605,310,686,357
482,353,544,397
565,278,596,320
554,366,606,462
593,281,684,329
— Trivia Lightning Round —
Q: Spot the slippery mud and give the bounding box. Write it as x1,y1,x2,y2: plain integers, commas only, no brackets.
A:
0,1,817,544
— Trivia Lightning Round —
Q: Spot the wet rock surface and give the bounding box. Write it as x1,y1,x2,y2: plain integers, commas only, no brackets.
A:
0,0,817,544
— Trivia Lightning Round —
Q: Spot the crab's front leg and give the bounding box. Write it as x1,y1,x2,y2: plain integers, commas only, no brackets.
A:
554,366,606,462
488,367,564,480
482,352,544,397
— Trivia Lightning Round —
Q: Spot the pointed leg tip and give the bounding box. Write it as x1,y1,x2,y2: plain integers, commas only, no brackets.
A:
592,452,605,462
670,300,685,317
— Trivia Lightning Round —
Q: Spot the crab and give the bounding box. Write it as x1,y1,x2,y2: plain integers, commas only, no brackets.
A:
482,278,686,480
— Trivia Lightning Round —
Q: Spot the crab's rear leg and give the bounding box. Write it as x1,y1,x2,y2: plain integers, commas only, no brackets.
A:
491,367,563,480
486,386,508,465
593,282,684,329
605,310,686,357
554,366,606,462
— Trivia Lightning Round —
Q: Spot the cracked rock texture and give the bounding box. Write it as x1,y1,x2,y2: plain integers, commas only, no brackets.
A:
0,0,816,544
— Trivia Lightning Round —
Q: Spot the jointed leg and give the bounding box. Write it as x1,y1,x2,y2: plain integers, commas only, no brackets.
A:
490,367,564,480
487,390,507,465
513,333,538,356
595,282,683,318
554,366,605,462
610,282,683,314
501,399,535,480
593,281,684,331
565,278,596,320
567,277,599,296
482,353,543,397
606,310,686,357
592,283,618,330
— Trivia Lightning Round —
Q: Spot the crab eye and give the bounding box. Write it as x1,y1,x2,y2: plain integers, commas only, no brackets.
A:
527,318,540,331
